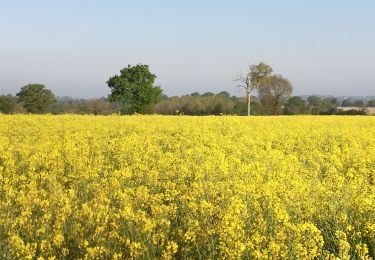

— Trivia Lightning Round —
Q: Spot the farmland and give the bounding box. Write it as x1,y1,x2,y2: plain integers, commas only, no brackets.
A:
337,107,375,115
0,115,374,259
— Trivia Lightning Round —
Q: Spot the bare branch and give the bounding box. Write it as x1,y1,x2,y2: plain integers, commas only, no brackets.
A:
234,73,246,83
237,84,247,90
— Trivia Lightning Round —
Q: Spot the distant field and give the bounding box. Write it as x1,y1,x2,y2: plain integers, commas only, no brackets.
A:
1,115,375,259
338,106,375,115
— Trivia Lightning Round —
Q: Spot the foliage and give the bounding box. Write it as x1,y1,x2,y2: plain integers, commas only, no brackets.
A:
318,98,340,115
48,97,121,115
202,92,214,97
249,62,273,88
258,75,293,115
0,95,16,114
16,84,56,113
307,96,342,115
153,93,262,115
341,99,354,107
307,96,322,107
342,99,365,108
284,96,309,115
107,64,163,114
353,100,365,107
154,95,236,115
368,99,375,107
2,88,370,116
216,91,231,98
236,62,273,116
0,115,374,259
11,103,27,114
336,109,367,115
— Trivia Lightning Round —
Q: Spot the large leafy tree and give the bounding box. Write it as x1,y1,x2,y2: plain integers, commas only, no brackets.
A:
16,84,56,113
107,64,163,114
259,74,293,115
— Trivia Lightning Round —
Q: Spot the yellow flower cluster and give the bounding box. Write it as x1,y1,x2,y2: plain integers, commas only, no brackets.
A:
0,115,374,259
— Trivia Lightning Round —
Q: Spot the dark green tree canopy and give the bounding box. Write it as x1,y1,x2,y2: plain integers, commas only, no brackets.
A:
367,99,375,107
107,64,163,114
0,95,16,114
307,96,322,107
216,91,231,98
202,92,214,97
284,96,307,115
16,84,56,114
190,92,200,97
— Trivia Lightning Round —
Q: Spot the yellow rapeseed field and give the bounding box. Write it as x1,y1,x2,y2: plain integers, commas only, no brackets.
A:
0,115,374,259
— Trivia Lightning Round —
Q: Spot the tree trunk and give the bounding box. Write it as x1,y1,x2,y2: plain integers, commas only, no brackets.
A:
247,91,251,116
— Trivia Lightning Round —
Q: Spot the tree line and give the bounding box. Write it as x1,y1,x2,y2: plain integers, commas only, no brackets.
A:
1,63,374,115
1,90,372,116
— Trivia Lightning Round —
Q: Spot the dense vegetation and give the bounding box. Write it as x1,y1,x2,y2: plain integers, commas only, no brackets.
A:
0,92,373,115
0,115,374,258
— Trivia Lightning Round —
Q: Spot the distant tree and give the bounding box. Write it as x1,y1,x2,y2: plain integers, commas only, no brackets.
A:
179,96,206,115
84,99,118,115
190,92,200,97
212,96,235,115
216,91,231,98
107,64,163,114
319,98,338,115
307,96,322,107
202,92,214,97
232,97,247,115
16,84,56,113
367,99,375,107
249,99,262,115
353,100,364,107
236,62,273,116
284,96,308,115
153,94,237,115
331,98,339,107
307,96,322,114
0,95,16,114
341,99,354,107
258,74,293,115
231,96,261,115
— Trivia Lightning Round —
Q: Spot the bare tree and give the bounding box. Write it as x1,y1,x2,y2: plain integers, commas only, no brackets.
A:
235,62,273,116
235,72,252,116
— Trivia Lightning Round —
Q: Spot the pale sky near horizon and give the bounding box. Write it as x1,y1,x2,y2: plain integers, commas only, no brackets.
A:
0,1,374,98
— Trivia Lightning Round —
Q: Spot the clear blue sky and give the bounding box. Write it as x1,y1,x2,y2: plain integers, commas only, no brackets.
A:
1,0,374,98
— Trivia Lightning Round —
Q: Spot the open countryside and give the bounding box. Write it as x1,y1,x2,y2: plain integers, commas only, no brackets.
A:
1,1,375,259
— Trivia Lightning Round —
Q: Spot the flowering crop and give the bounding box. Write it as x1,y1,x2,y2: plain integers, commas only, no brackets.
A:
0,115,374,259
